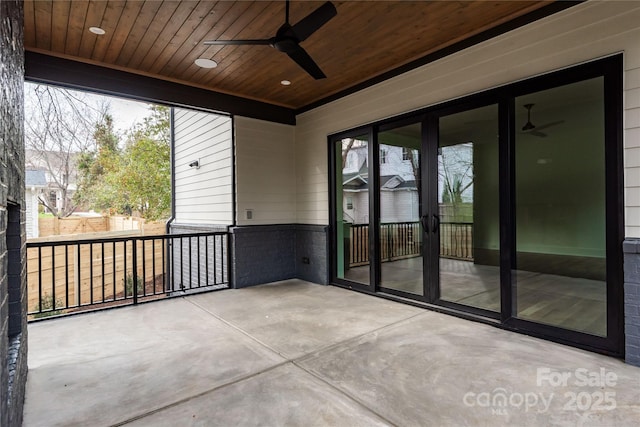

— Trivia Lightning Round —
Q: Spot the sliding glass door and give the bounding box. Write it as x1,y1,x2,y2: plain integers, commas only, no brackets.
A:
330,55,622,355
378,121,424,296
513,78,607,336
334,132,373,290
437,104,500,313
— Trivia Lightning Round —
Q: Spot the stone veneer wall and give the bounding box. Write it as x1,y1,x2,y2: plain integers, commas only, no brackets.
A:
0,0,28,425
623,239,640,366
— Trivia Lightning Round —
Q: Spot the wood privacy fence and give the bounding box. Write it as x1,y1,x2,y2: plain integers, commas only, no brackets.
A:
38,216,158,237
39,216,109,236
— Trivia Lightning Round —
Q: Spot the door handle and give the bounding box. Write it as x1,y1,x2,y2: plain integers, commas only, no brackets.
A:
431,214,440,234
420,215,430,233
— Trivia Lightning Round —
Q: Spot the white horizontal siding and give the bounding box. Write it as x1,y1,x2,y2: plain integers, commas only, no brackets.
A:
174,108,233,225
235,116,295,225
295,1,640,234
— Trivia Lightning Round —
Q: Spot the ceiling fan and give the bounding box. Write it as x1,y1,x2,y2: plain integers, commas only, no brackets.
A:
203,0,337,80
521,103,564,138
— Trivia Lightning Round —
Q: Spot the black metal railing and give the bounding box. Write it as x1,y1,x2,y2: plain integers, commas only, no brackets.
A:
27,232,229,319
346,221,473,267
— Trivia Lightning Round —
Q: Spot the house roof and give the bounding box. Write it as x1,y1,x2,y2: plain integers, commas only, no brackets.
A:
344,174,417,191
25,169,47,187
23,1,572,113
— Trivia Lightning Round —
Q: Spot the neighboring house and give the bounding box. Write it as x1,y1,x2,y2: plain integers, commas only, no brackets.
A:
342,144,419,224
25,169,47,239
25,149,79,215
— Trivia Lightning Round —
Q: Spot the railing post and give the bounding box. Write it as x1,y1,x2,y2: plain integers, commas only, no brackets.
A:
132,238,138,305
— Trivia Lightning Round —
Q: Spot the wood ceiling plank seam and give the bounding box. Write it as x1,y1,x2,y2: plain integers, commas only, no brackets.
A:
200,1,283,88
159,1,234,77
125,1,181,69
197,0,274,80
91,0,128,62
23,1,37,47
148,1,219,75
165,0,240,81
33,0,53,51
113,0,163,66
204,2,288,89
356,2,546,84
183,1,269,85
77,0,109,59
178,1,254,83
136,1,201,72
101,0,145,63
50,1,71,53
64,0,90,56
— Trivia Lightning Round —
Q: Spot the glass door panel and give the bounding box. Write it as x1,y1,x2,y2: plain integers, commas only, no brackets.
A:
438,105,500,312
378,123,424,295
514,78,607,336
335,135,371,285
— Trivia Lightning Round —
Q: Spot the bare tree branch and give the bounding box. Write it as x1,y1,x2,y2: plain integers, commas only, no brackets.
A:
25,83,111,218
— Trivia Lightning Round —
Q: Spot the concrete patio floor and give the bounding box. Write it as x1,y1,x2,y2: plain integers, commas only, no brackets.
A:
23,279,640,426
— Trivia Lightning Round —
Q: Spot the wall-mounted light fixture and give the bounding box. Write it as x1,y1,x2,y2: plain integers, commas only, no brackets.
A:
189,160,200,169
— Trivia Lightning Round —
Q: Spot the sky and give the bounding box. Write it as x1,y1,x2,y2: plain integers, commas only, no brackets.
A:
24,81,154,136
90,92,153,134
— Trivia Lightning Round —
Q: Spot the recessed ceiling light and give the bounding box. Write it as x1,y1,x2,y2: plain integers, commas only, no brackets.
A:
281,80,291,86
89,27,105,35
195,58,218,68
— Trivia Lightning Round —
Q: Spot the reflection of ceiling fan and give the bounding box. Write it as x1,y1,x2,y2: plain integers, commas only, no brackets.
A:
521,103,564,138
203,0,337,79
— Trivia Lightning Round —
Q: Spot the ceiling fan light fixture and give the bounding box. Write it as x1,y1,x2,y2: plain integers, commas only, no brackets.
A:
195,58,218,68
89,26,106,35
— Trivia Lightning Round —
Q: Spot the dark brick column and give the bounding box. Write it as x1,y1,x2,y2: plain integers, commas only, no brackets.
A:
623,239,640,366
0,0,28,425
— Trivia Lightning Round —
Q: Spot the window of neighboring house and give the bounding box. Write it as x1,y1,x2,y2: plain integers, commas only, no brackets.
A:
380,149,387,164
345,153,354,169
49,191,57,209
402,147,410,161
346,197,353,210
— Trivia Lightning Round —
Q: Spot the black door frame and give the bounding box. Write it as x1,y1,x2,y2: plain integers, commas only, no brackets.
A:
328,54,624,356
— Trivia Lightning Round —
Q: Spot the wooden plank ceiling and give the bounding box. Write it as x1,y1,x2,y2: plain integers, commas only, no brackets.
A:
24,1,553,110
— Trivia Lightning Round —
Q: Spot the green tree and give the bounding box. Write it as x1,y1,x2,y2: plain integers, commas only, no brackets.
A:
75,105,171,221
74,114,123,212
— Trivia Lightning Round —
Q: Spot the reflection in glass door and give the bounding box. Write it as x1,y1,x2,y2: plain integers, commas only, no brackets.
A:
331,56,621,354
438,105,500,312
378,123,424,295
514,78,607,336
335,135,371,286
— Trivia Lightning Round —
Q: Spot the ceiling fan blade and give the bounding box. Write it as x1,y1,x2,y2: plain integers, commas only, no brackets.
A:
532,120,564,132
530,130,547,138
291,1,337,42
287,46,326,79
203,39,273,46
